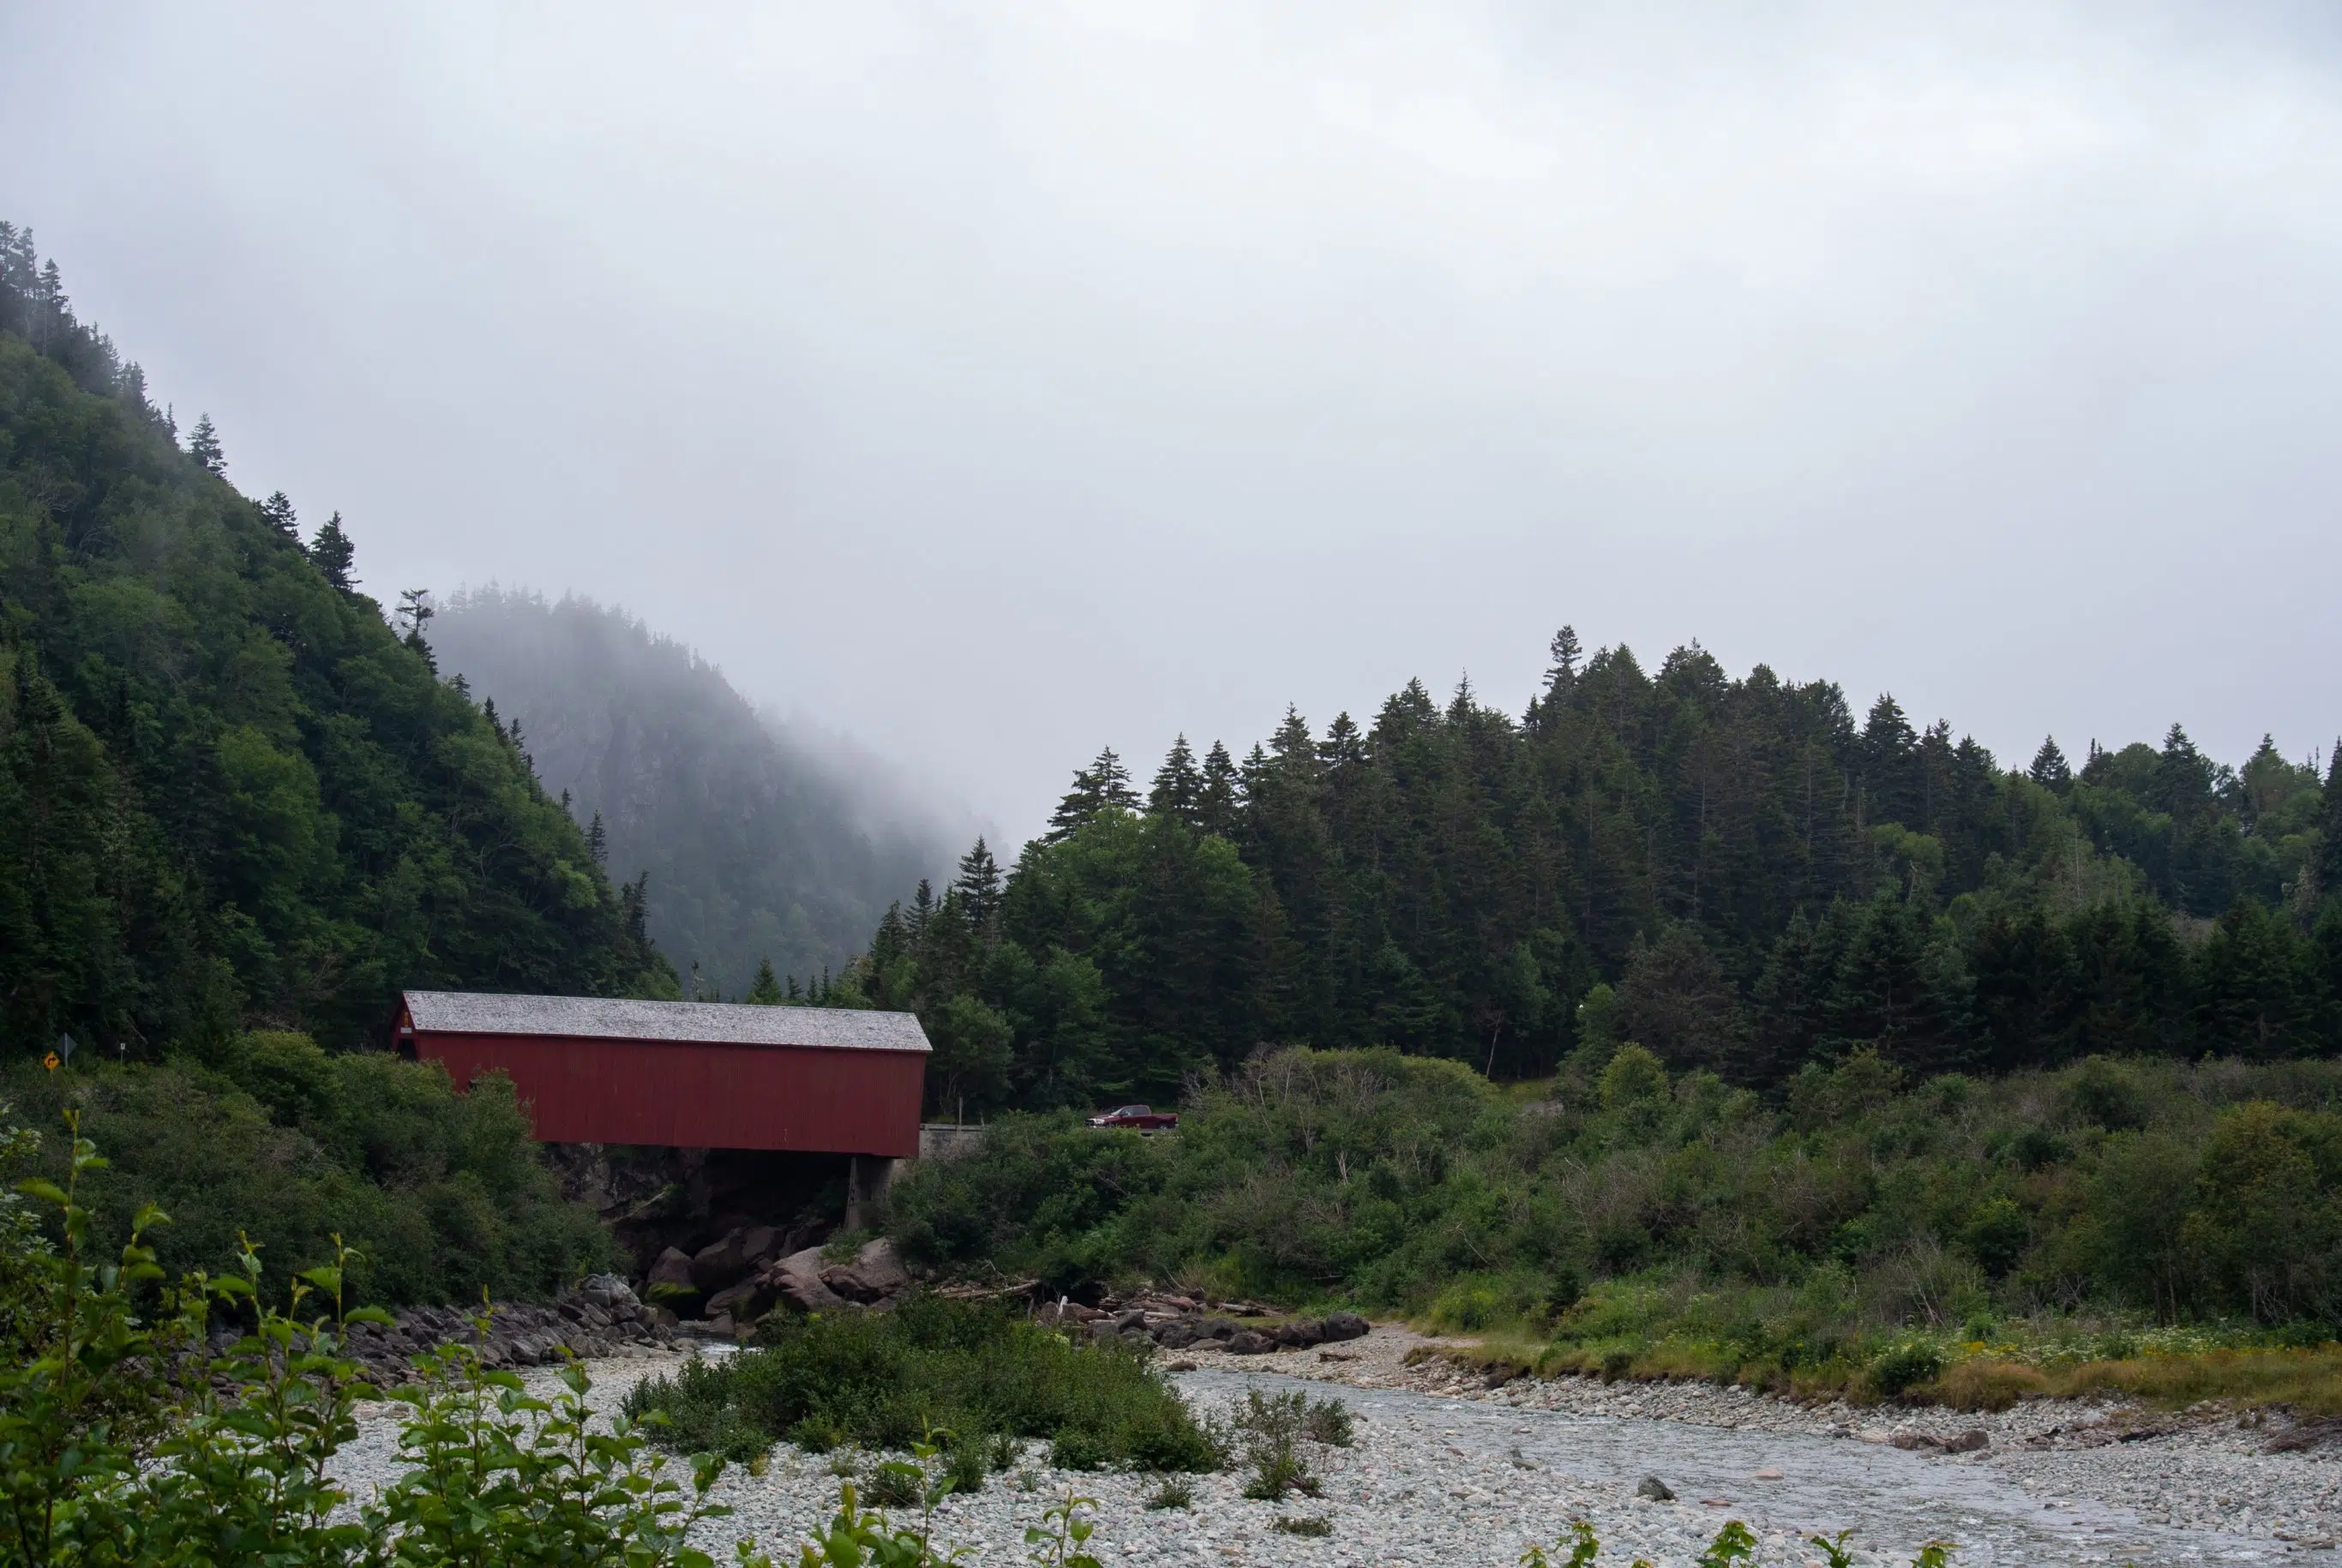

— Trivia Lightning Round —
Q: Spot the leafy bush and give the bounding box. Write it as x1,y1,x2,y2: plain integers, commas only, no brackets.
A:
622,1294,1221,1472
0,1110,734,1567
0,1109,1126,1568
894,1048,2342,1379
1869,1343,1946,1397
1230,1389,1351,1501
5,1047,615,1307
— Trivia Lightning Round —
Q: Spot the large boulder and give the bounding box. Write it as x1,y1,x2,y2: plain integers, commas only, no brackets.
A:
577,1273,643,1318
691,1231,752,1294
740,1225,784,1268
646,1247,695,1290
766,1247,848,1313
706,1276,776,1325
1225,1330,1276,1355
1271,1319,1327,1349
1320,1312,1370,1343
821,1239,912,1304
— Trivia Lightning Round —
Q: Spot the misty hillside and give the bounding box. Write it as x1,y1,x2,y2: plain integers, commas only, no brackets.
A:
431,589,945,994
0,225,670,1053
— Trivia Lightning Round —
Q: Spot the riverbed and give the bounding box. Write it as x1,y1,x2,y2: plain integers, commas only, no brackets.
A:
327,1347,2334,1565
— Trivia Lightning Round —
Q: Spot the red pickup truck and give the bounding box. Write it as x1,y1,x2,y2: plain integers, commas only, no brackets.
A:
1086,1103,1179,1131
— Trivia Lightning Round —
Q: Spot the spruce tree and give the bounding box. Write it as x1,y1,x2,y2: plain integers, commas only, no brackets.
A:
259,490,299,540
1046,748,1135,841
586,811,608,867
2028,737,2072,792
1197,741,1240,838
747,957,784,1004
1148,735,1202,825
954,839,1003,929
311,511,357,589
188,413,224,474
1545,624,1583,697
397,588,436,671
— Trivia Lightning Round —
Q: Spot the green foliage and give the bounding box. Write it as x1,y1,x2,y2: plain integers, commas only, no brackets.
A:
0,1109,739,1567
620,1295,1220,1473
1270,1515,1332,1536
5,1042,612,1306
1230,1389,1347,1501
0,1107,1126,1568
1868,1343,1946,1397
893,1046,2342,1354
0,233,671,1061
1143,1476,1194,1510
844,625,2338,1112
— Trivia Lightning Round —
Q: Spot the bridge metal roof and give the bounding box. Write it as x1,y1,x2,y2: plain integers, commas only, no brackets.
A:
399,991,931,1053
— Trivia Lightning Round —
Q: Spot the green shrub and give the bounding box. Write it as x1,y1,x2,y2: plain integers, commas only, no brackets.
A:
1870,1343,1945,1397
4,1048,614,1307
0,1110,736,1568
1271,1515,1332,1537
1145,1476,1195,1510
622,1295,1221,1473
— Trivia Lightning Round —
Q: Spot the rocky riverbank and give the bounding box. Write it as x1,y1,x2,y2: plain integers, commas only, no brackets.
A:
321,1321,2339,1565
1171,1323,2342,1552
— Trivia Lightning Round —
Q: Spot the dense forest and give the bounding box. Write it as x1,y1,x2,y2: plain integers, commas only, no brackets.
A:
0,225,673,1057
836,642,2340,1114
431,588,943,998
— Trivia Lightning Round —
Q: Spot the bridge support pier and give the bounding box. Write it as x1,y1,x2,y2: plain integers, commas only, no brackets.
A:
845,1154,898,1231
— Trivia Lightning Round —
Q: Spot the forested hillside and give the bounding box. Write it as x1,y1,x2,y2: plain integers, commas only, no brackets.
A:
840,637,2341,1113
431,588,943,997
0,225,673,1057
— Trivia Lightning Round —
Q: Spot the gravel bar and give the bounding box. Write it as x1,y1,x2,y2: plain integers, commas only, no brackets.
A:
327,1337,2335,1566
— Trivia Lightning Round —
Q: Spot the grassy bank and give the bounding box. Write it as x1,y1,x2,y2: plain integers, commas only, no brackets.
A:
1426,1302,2342,1415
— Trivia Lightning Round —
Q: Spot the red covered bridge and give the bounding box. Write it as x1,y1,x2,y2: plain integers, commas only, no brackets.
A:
395,991,931,1160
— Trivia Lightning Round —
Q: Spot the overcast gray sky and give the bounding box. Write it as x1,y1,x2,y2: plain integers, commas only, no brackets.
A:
6,2,2339,842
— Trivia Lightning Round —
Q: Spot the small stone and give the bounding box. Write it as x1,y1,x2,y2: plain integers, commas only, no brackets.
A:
1636,1475,1673,1501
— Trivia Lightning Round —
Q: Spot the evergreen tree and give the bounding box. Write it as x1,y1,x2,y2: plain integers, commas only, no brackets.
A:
259,490,299,540
310,511,357,589
2029,736,2073,792
1196,741,1240,838
396,588,436,672
188,412,224,474
908,878,937,940
586,811,609,867
870,901,910,975
747,957,784,1005
1544,624,1583,700
954,838,1003,930
1047,748,1135,841
1148,735,1202,826
1748,910,1835,1084
2193,898,2318,1060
